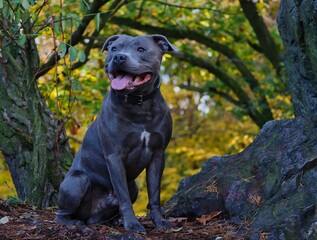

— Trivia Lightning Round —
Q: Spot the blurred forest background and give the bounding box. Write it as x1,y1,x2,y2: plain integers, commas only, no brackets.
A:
0,0,290,214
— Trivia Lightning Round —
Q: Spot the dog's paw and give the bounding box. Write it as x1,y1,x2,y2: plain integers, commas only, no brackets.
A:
154,218,172,229
55,215,84,226
124,218,146,234
149,209,172,229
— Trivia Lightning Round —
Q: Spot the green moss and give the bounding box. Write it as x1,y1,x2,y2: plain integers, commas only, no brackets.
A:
237,161,254,180
262,164,280,198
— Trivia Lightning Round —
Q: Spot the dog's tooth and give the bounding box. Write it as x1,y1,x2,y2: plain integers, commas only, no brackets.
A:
109,73,113,79
135,76,141,82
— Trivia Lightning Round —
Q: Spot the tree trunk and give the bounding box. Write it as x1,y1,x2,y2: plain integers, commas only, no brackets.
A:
0,27,72,208
277,0,317,118
165,1,317,239
0,0,120,209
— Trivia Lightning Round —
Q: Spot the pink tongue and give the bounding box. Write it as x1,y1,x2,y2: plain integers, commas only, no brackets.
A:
111,74,133,90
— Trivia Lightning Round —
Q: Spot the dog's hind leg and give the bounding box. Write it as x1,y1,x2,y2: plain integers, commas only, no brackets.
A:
86,181,139,225
56,170,91,225
91,181,139,226
86,193,119,225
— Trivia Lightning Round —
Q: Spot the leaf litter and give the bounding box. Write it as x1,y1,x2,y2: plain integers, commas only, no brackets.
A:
0,199,250,239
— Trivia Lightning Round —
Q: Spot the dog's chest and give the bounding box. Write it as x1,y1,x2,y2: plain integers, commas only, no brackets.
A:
122,130,163,171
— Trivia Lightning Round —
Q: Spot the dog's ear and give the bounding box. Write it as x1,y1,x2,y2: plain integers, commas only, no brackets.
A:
150,34,178,53
102,35,121,52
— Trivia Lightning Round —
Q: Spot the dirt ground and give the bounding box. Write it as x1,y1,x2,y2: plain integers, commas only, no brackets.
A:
0,199,250,239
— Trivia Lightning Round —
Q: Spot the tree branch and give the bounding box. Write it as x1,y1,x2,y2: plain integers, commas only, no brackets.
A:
108,16,274,126
35,0,112,79
239,0,282,74
145,0,215,11
179,84,242,106
172,51,272,127
173,52,249,105
110,16,261,92
70,0,125,71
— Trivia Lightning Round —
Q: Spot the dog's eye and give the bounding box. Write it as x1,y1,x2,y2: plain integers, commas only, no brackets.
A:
111,46,117,52
137,47,146,52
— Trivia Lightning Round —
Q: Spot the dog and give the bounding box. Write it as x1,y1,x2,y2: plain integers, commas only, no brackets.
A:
56,34,177,233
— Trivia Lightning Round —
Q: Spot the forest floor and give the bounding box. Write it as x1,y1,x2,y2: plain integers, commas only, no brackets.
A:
0,199,251,240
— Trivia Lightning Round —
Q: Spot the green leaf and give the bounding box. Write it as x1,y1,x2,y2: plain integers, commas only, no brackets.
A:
3,4,12,18
57,42,67,58
18,35,27,46
53,16,61,34
69,46,78,62
127,3,137,12
69,13,82,24
21,0,30,9
0,0,3,9
81,0,90,10
78,50,86,63
95,12,100,31
72,78,83,91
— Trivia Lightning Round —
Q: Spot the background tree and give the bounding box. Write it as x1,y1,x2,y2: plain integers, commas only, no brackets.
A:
0,0,290,210
0,0,119,207
0,1,72,207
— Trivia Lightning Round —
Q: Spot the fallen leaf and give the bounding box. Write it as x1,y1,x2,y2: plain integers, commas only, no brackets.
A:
196,211,222,225
205,179,218,192
248,193,262,207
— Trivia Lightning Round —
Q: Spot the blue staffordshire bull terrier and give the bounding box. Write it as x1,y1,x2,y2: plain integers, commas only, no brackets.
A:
56,34,177,233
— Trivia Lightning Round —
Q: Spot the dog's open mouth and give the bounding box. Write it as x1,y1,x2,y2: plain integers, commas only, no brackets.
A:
108,72,151,91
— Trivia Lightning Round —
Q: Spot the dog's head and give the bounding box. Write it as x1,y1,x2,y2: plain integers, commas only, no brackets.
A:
102,35,177,92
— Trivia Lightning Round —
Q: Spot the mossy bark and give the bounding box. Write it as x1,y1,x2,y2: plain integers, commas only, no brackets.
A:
0,29,72,208
277,0,317,117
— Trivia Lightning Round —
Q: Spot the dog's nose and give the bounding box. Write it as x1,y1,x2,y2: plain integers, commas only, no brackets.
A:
113,54,126,65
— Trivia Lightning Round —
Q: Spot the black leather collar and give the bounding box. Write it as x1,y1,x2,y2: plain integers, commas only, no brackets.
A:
112,78,160,105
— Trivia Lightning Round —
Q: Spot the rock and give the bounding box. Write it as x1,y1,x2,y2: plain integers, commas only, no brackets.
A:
165,117,317,239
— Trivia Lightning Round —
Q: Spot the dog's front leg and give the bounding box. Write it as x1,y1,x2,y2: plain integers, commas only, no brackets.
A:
107,154,146,233
146,151,172,229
